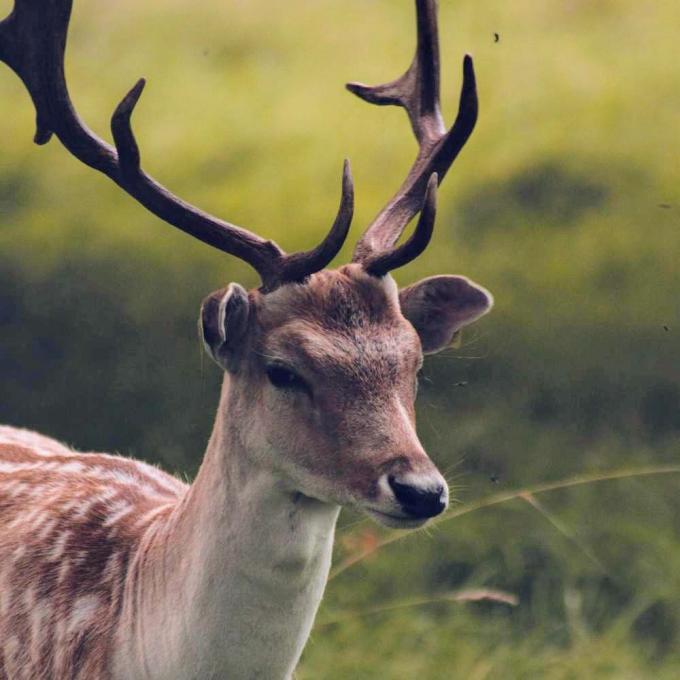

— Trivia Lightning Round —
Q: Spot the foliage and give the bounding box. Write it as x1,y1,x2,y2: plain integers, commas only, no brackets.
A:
0,0,678,676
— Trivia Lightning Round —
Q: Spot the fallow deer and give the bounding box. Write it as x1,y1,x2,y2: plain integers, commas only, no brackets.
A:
0,0,493,677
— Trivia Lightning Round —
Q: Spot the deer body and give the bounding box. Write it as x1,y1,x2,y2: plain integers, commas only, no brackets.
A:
0,0,496,677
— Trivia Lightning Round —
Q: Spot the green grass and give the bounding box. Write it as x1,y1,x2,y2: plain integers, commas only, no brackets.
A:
301,464,680,677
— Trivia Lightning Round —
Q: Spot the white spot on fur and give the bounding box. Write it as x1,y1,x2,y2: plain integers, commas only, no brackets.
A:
102,552,121,583
0,461,25,474
104,500,134,528
73,488,118,521
30,600,52,666
3,636,20,676
0,566,10,618
58,558,71,585
72,498,98,522
58,461,85,474
60,496,84,514
68,595,100,635
11,544,26,563
7,507,44,531
38,518,58,541
3,481,27,499
48,531,71,561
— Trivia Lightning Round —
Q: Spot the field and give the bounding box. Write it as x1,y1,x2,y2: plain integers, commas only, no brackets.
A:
1,0,679,677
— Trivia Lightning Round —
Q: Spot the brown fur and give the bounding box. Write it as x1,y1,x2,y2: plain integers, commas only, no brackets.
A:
0,432,182,679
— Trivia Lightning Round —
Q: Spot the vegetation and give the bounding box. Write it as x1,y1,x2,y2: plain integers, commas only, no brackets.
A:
0,0,678,676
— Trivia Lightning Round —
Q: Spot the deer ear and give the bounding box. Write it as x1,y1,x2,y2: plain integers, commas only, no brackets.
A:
399,275,493,354
200,284,250,371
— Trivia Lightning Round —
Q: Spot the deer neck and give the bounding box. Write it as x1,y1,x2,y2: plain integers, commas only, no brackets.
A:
114,377,340,680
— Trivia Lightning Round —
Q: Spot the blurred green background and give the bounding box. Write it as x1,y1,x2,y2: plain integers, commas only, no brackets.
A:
1,0,679,677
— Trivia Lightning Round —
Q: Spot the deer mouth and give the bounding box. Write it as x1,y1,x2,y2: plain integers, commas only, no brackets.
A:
364,507,431,530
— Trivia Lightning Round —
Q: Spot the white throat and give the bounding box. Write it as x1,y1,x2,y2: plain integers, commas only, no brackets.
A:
113,380,340,680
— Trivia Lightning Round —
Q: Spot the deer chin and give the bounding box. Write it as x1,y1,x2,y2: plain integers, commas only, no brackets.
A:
363,507,432,530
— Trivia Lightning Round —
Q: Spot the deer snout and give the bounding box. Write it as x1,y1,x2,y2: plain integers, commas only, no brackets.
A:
387,473,447,519
376,468,448,519
365,467,448,528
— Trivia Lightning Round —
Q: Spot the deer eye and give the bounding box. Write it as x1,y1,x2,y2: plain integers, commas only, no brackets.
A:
266,364,309,392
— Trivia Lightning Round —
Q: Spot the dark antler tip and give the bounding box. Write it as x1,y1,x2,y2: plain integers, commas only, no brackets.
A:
346,82,382,104
111,79,147,174
113,79,146,124
33,127,53,146
346,82,364,95
125,78,146,108
462,54,476,80
339,158,355,219
342,158,353,187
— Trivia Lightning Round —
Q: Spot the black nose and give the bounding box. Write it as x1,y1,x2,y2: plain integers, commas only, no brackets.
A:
388,475,446,519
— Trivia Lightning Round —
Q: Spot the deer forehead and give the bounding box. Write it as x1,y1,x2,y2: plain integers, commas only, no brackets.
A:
255,267,421,375
258,265,400,322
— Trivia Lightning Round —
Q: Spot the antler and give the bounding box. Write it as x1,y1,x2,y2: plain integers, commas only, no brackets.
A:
0,0,353,293
347,0,478,274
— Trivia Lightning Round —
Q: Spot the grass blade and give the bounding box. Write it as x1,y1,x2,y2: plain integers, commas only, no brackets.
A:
330,465,680,580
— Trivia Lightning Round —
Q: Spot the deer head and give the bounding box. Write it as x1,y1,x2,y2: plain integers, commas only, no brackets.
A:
0,0,492,528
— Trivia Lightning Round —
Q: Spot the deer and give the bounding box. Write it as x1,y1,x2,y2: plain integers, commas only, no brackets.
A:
0,0,492,678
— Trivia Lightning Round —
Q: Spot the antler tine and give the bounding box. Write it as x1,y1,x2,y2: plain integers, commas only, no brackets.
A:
0,0,352,292
347,0,478,272
346,0,444,145
364,173,437,278
274,159,354,293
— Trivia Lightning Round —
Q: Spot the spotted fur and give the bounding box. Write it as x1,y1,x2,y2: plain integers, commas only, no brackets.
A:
0,427,185,679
